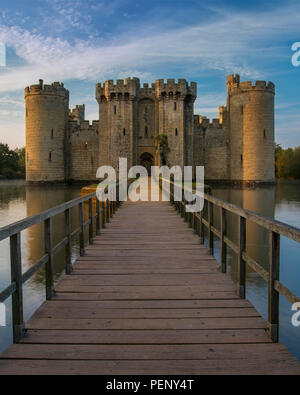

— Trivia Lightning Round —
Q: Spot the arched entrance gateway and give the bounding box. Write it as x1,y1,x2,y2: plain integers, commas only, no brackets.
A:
139,152,154,175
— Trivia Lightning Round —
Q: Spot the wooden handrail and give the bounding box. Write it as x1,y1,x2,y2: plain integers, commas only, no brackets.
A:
163,178,300,343
0,184,121,343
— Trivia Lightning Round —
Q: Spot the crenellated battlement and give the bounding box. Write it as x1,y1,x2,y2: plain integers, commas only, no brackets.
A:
96,77,141,101
69,105,85,122
155,78,196,99
25,79,69,98
194,115,223,130
96,77,197,102
227,74,275,96
68,119,99,134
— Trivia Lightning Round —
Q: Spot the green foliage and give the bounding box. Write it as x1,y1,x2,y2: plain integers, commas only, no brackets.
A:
275,144,300,179
0,143,26,179
155,133,169,148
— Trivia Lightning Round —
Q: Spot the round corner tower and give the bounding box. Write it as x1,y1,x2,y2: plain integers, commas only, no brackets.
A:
227,74,275,183
25,80,69,183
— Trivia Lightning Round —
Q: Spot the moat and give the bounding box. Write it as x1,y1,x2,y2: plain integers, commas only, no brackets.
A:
0,179,299,361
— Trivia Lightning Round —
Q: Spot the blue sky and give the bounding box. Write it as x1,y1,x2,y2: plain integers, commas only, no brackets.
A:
0,0,300,148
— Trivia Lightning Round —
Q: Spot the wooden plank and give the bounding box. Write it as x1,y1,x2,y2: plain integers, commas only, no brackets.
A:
57,273,236,287
26,317,267,330
54,286,236,297
1,358,299,375
30,306,260,319
0,343,291,361
52,291,246,301
20,329,272,344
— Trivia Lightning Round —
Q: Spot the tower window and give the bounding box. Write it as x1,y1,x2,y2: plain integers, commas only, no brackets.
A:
114,105,117,114
51,128,54,139
263,129,266,139
123,128,126,136
175,128,178,136
49,152,52,162
145,126,148,137
240,154,243,163
174,102,177,111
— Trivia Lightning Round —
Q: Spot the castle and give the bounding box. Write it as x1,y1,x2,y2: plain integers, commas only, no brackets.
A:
25,74,275,184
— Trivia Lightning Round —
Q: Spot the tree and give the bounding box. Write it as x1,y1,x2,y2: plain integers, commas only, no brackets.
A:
275,144,300,179
0,143,25,179
155,134,170,166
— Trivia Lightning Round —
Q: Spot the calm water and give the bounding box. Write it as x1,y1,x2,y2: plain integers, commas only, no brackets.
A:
0,179,299,361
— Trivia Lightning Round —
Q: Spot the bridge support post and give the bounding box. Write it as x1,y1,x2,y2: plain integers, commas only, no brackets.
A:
268,231,280,342
88,199,94,244
45,218,55,299
96,199,101,236
78,203,85,256
220,207,227,273
208,202,214,255
237,216,246,299
199,211,204,244
65,208,72,274
10,232,26,343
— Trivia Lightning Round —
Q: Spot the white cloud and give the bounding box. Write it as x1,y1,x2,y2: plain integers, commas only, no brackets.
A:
1,3,300,94
1,2,300,146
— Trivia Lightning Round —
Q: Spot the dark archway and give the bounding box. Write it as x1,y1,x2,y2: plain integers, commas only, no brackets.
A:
139,152,154,175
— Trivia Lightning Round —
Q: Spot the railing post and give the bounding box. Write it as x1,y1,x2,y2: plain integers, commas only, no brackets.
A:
208,201,214,255
237,216,246,299
192,212,197,234
96,198,101,236
65,208,72,275
268,231,280,342
220,207,227,273
199,209,204,244
88,198,94,244
78,202,85,256
44,218,55,299
10,232,25,343
106,200,110,223
102,201,106,229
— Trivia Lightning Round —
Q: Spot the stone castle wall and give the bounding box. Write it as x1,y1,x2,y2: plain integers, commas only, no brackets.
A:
68,120,99,181
25,75,276,184
25,80,69,183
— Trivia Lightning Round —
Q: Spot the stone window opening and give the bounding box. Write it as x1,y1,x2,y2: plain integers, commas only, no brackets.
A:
175,128,178,136
145,126,148,137
48,151,52,162
123,128,126,136
240,106,243,115
114,105,117,114
263,129,266,139
174,102,177,111
240,154,243,163
51,128,54,139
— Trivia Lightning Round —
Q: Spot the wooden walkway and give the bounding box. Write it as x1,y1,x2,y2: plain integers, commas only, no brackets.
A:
0,201,300,375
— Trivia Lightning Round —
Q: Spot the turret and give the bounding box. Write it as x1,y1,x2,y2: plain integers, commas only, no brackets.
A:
25,80,69,182
226,74,275,183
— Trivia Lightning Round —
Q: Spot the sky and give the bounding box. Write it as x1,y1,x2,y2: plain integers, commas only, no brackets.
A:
0,0,299,149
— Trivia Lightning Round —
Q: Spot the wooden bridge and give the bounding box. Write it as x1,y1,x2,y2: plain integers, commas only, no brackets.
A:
0,179,300,375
